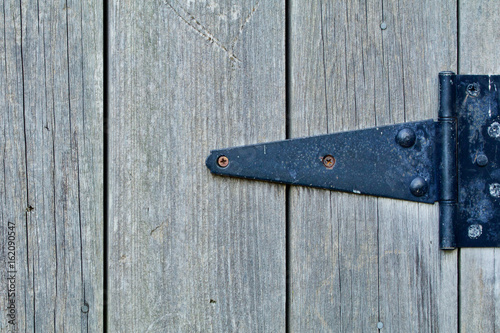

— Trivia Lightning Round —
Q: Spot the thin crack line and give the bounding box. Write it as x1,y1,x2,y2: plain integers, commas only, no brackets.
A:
164,0,241,63
230,1,259,49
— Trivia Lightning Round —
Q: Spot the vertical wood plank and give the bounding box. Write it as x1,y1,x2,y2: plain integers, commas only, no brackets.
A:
289,2,380,330
0,0,103,331
459,1,500,331
377,1,457,332
108,0,285,331
290,1,457,332
0,2,29,332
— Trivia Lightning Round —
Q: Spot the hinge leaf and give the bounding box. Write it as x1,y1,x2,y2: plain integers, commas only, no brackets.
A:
206,120,438,203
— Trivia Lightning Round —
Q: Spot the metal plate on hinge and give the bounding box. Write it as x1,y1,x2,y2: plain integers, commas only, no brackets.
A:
457,75,500,247
206,120,438,203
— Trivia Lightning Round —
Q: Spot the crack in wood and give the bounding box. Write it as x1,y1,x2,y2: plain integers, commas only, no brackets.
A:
163,0,259,63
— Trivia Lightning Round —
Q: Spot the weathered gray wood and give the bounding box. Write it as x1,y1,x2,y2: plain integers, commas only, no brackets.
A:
0,2,29,332
289,1,457,331
108,1,285,331
459,1,500,331
289,3,379,331
0,1,103,331
376,2,458,332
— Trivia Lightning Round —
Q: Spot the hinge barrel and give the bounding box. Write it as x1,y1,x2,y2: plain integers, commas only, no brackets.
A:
438,72,458,249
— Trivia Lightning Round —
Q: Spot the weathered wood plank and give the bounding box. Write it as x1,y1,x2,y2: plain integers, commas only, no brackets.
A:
289,2,379,330
289,1,457,331
0,2,29,332
459,1,500,331
0,0,103,331
377,1,457,332
108,0,285,331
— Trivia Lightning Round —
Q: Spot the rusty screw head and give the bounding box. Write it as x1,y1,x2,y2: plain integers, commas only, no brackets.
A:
217,155,229,168
323,155,335,169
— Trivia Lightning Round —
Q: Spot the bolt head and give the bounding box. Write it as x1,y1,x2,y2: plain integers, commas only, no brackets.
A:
380,22,387,30
217,155,229,168
410,176,428,197
476,153,488,167
396,128,416,148
81,304,89,313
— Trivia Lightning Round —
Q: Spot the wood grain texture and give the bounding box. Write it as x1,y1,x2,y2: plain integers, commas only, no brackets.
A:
0,2,29,332
289,1,457,332
459,1,500,331
108,0,285,331
0,0,103,331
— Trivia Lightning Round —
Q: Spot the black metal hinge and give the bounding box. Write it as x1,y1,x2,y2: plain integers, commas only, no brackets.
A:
206,72,500,249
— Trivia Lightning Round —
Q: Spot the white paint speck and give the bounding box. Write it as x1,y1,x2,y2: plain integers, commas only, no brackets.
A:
353,190,361,194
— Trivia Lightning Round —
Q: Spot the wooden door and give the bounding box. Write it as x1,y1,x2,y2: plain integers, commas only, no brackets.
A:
1,1,500,332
